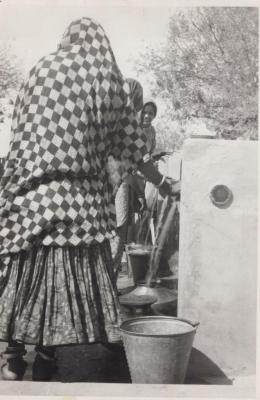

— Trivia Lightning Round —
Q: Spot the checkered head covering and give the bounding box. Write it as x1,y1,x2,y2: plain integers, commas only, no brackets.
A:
125,78,143,112
0,17,149,262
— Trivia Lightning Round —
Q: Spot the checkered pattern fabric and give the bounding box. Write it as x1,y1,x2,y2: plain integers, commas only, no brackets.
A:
0,17,148,259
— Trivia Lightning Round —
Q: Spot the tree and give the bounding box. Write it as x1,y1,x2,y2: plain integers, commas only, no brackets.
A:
136,7,258,147
0,42,23,96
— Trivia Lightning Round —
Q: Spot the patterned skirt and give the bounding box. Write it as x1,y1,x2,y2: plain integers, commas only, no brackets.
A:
0,241,121,346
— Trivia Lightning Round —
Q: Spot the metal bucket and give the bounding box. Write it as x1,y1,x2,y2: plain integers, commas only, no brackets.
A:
120,316,199,384
125,244,153,285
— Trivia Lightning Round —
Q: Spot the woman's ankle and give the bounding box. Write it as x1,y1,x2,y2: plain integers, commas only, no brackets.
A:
2,341,27,359
32,345,57,381
0,343,27,381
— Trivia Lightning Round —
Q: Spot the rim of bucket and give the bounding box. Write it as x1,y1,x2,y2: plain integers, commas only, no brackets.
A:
119,293,158,307
125,243,157,253
125,243,153,249
119,316,197,338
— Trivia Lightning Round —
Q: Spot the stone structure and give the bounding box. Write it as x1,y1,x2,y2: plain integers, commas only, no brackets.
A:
178,139,257,381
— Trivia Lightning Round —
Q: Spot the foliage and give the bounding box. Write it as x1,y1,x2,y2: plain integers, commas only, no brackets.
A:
135,7,258,146
0,42,23,96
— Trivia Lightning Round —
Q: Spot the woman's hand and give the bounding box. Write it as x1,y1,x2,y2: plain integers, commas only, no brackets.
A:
151,150,172,161
159,177,181,198
138,160,180,199
137,197,147,212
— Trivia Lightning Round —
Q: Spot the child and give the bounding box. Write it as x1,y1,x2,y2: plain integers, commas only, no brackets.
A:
140,101,157,160
141,101,169,162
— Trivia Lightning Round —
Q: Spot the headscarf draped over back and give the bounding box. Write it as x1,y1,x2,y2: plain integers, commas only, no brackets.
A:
0,18,149,261
126,78,143,112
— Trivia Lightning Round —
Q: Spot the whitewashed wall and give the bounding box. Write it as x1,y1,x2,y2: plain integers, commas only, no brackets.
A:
178,139,257,380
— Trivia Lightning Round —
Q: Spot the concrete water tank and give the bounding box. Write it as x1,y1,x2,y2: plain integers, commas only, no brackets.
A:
178,139,257,382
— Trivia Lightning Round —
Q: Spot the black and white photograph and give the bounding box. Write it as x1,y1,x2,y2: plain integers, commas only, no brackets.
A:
0,0,258,398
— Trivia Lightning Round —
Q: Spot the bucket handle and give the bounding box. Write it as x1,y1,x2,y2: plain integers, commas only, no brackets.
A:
176,316,200,329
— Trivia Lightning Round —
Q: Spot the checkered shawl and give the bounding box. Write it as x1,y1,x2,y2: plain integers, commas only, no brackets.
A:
0,17,148,260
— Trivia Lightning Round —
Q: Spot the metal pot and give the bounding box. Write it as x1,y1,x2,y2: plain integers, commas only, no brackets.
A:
131,281,177,306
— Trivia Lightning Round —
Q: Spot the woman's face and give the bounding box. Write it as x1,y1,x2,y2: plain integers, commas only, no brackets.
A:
142,105,155,127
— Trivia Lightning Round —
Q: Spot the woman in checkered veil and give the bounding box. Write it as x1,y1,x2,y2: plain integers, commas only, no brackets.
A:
0,17,177,381
110,78,145,281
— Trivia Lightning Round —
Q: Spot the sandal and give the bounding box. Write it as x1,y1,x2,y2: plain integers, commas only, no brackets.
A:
0,343,27,381
1,357,28,381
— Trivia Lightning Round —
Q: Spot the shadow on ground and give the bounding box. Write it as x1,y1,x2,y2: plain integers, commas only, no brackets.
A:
185,347,233,385
55,342,131,383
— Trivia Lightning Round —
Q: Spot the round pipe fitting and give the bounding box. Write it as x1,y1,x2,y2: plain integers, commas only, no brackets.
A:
210,185,233,208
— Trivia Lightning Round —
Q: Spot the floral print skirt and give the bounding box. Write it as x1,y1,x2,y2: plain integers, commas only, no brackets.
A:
0,241,121,346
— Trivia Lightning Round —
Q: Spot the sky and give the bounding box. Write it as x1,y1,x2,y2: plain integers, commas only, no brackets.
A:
0,0,174,78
